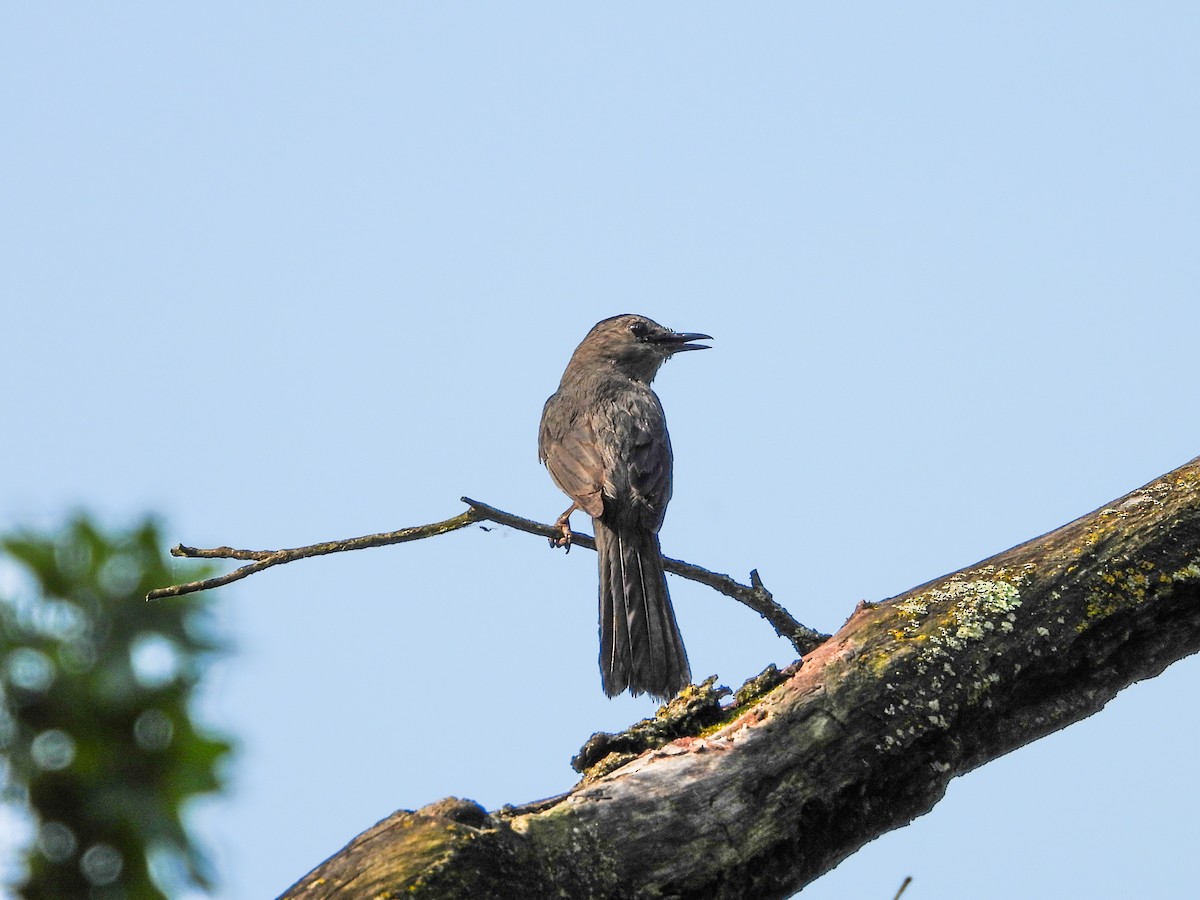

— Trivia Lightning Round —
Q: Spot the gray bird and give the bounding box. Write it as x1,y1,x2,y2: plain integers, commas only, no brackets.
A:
538,314,711,701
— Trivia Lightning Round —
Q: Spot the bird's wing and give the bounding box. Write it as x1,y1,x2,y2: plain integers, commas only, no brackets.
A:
602,388,673,533
539,395,606,518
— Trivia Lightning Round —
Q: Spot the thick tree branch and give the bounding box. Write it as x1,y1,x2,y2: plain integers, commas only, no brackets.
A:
281,456,1200,900
147,500,825,654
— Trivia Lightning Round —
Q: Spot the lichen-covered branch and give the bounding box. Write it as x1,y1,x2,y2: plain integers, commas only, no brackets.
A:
281,456,1200,900
147,499,824,654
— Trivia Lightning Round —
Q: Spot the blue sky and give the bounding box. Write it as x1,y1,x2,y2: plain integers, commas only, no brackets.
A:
3,4,1199,897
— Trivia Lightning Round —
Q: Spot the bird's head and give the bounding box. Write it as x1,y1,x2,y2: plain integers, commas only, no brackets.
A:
571,314,712,383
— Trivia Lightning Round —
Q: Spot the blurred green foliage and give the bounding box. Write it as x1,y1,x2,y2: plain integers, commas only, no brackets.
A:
0,516,233,899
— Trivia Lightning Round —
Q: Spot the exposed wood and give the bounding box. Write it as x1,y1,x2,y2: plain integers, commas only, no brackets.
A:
281,457,1200,900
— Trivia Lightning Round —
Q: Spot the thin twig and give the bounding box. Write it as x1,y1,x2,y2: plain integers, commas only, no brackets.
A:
894,876,913,900
147,509,482,601
148,499,828,655
459,498,826,653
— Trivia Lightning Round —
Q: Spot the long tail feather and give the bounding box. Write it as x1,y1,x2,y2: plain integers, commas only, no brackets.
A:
595,518,690,701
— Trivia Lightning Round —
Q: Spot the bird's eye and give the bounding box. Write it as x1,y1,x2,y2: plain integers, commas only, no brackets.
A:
628,321,649,339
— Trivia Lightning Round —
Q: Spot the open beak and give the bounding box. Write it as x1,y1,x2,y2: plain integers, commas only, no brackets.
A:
651,331,713,353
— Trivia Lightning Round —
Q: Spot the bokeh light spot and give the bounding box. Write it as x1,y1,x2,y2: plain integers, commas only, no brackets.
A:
129,632,181,688
134,709,174,751
38,821,78,863
6,647,56,692
30,729,76,771
30,599,87,642
99,552,142,597
80,843,123,885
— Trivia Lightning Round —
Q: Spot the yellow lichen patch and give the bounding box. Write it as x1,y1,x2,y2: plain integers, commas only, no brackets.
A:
1171,469,1200,488
1094,565,1152,606
1079,557,1193,630
1082,514,1123,547
1084,593,1123,622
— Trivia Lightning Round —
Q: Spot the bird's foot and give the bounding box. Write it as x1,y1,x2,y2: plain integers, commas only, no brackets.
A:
549,505,577,553
550,518,574,553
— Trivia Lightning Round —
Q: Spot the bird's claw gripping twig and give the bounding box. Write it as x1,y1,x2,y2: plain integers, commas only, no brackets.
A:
550,503,578,552
551,518,574,552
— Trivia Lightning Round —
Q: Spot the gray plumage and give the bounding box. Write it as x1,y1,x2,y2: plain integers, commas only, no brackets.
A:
538,314,711,701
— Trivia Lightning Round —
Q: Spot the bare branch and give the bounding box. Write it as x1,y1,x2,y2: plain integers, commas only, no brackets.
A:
146,509,483,601
146,498,826,653
461,497,827,654
147,556,279,600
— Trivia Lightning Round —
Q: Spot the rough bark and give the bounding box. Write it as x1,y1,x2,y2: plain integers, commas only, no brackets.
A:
281,457,1200,900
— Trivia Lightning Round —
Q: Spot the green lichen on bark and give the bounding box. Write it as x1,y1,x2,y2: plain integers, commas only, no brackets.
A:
894,565,1028,654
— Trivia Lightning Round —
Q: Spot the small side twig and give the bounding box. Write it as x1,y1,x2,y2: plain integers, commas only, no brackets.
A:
148,499,829,655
